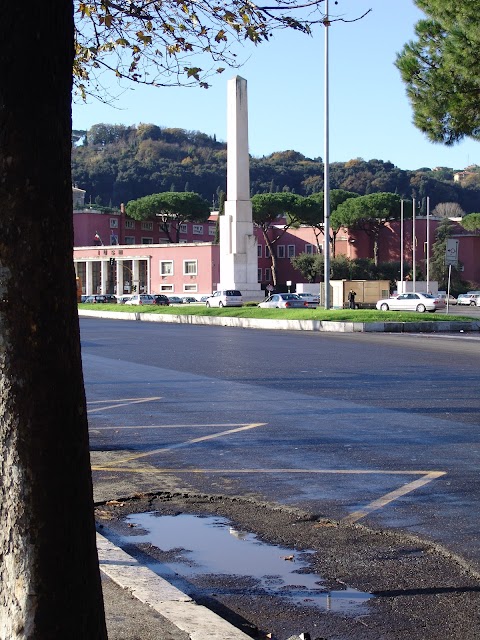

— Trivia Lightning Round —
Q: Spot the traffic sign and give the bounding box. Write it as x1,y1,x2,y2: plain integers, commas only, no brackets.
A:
445,239,459,266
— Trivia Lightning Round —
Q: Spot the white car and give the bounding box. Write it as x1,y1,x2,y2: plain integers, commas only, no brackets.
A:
258,293,308,309
205,290,243,307
376,292,445,313
457,294,480,306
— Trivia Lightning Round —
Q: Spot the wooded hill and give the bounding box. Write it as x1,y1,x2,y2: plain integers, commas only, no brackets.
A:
72,123,480,213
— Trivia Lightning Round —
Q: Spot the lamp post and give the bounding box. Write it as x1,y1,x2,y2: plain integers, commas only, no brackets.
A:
323,0,331,309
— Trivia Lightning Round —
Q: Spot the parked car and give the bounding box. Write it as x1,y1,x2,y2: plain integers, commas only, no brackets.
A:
168,296,184,304
128,294,155,305
205,290,243,307
182,296,198,304
258,293,308,309
457,293,480,306
152,294,170,306
376,292,445,313
84,294,117,304
80,295,89,303
436,293,457,305
116,294,133,304
296,293,320,307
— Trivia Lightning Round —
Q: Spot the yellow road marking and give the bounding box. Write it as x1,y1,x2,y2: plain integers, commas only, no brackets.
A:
91,464,446,524
342,470,446,524
99,423,267,466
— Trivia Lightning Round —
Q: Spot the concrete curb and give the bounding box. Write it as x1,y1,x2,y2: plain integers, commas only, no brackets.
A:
79,310,480,333
97,533,251,640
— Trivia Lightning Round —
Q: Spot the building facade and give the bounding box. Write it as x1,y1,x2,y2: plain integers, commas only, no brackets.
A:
73,204,480,296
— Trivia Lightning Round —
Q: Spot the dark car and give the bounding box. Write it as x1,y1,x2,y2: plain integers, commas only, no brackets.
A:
84,294,117,304
153,294,170,306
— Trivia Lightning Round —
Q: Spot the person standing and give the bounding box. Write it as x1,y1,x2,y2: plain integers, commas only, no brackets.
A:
348,289,357,309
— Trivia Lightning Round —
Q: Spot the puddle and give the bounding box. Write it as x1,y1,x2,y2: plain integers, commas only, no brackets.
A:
122,512,372,613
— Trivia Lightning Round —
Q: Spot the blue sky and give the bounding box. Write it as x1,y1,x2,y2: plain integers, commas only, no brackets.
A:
72,0,479,172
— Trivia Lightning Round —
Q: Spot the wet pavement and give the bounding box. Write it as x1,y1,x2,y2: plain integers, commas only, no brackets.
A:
97,492,480,640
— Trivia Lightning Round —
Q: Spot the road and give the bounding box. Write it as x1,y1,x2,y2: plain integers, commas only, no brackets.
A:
81,317,480,639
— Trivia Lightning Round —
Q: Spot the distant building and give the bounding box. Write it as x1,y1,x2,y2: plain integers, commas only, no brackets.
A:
72,190,480,295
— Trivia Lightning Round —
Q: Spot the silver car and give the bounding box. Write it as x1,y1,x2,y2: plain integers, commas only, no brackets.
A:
376,292,445,313
258,293,308,309
128,294,155,305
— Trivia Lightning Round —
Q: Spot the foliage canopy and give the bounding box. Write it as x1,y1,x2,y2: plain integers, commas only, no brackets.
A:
396,0,480,144
74,0,327,98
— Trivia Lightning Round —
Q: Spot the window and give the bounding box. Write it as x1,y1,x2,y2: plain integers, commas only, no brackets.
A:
160,260,173,276
287,245,295,258
265,246,271,258
125,236,135,244
257,268,262,282
277,245,285,258
193,224,203,235
141,237,153,244
183,260,198,275
305,244,315,254
109,218,118,228
125,220,135,229
159,284,174,292
110,234,118,245
257,245,262,258
141,221,153,231
208,225,216,236
183,284,198,293
265,268,271,281
179,224,188,234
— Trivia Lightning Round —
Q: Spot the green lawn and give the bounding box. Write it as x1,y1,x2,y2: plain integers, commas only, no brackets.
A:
80,303,475,323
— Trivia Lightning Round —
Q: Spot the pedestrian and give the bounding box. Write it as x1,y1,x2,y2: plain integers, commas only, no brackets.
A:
348,289,356,309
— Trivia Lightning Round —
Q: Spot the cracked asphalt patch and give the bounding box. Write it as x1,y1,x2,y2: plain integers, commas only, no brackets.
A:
96,491,480,640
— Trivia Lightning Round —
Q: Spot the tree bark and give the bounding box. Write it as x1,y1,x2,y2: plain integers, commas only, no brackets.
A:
0,4,107,638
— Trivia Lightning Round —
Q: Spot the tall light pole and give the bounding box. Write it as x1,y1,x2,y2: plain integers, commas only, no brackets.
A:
323,0,331,308
400,200,404,292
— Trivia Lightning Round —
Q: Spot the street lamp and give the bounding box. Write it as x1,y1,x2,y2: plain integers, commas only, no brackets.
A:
323,0,331,309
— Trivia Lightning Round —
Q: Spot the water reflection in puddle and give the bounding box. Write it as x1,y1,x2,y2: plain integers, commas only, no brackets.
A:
123,512,372,613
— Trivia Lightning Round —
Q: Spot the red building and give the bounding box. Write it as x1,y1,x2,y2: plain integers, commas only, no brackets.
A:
73,195,480,296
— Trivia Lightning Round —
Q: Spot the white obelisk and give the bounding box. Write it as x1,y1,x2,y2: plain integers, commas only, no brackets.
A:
219,76,262,299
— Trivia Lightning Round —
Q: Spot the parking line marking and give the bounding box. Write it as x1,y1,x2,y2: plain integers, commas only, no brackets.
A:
91,423,250,431
342,470,446,524
91,464,446,523
88,397,162,413
99,423,267,466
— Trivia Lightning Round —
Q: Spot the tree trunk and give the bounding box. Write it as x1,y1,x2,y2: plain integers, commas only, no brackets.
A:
0,5,107,639
262,229,278,286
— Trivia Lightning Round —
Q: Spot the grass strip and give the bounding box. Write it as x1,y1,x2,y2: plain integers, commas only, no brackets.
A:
80,304,475,323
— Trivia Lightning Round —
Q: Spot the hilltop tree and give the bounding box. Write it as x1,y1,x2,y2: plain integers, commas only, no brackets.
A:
126,192,210,242
332,192,402,266
396,0,480,144
251,192,302,285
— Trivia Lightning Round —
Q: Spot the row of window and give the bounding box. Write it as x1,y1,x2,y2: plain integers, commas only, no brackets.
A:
114,219,215,235
258,244,316,259
160,260,197,276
